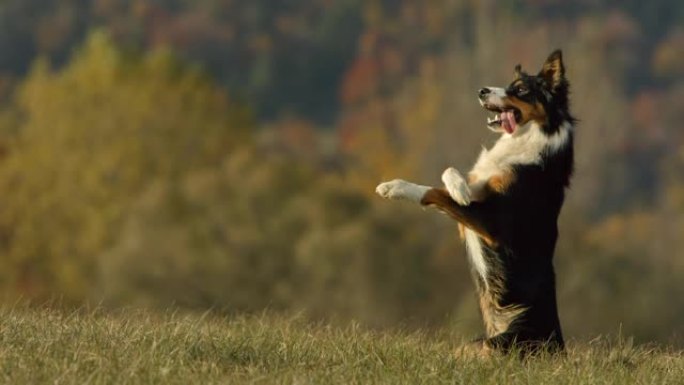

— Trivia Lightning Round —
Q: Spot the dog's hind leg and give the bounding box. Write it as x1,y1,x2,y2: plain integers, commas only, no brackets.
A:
484,331,565,358
454,340,493,360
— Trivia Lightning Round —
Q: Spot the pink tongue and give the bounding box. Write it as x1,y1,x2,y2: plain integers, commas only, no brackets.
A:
501,111,516,134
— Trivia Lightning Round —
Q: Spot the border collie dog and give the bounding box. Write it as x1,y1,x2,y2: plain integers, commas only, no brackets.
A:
376,50,574,356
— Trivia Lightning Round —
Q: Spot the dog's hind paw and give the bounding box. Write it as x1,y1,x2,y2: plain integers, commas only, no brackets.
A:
442,167,471,206
376,179,429,203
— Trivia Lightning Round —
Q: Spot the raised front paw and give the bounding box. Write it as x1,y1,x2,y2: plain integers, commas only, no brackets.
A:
442,167,471,206
375,179,429,203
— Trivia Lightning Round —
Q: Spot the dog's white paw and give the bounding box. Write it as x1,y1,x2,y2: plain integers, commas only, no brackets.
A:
442,167,471,206
376,179,429,203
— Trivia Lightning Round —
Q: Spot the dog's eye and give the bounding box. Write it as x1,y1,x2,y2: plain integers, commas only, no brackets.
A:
517,86,529,96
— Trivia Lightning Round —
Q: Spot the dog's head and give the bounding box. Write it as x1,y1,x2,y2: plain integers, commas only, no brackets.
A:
479,50,572,135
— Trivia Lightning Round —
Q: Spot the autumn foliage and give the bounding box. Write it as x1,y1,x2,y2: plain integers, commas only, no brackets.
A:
0,0,682,345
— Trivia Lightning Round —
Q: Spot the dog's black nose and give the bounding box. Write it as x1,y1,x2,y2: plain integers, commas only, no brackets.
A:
478,88,491,99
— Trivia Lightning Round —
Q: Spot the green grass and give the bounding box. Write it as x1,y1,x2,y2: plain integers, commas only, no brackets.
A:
0,306,681,384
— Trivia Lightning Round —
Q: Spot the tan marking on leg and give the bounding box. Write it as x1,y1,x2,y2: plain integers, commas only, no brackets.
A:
420,188,497,245
487,172,516,194
479,294,499,337
458,224,466,240
479,291,528,338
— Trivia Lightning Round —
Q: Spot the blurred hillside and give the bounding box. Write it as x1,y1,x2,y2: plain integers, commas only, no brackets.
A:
0,0,683,345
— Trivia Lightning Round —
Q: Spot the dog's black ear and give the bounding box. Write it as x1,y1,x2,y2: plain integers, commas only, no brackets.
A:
514,64,523,79
538,50,565,91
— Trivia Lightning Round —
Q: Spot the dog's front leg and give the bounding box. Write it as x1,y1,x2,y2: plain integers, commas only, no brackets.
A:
441,167,472,206
375,167,473,205
375,179,431,203
376,179,498,244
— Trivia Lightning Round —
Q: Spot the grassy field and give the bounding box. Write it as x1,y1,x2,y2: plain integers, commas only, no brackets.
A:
0,306,681,384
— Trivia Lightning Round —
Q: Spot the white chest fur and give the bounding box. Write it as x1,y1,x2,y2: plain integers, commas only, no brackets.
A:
469,121,571,182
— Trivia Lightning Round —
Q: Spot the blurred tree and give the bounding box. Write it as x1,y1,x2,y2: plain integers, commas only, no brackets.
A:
0,31,252,300
98,148,312,310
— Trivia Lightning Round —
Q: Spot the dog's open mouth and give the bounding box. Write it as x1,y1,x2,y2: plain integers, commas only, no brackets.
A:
484,105,521,134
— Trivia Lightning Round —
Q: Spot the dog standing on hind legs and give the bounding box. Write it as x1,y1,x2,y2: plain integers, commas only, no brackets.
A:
376,50,575,357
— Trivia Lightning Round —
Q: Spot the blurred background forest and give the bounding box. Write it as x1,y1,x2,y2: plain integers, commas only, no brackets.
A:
0,0,682,345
